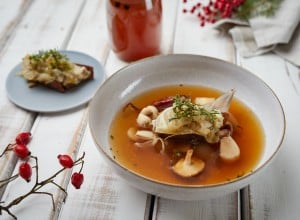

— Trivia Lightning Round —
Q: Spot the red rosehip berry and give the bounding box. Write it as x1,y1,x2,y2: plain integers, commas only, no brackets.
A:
57,154,74,168
15,132,31,145
71,172,84,189
19,162,32,182
13,144,30,159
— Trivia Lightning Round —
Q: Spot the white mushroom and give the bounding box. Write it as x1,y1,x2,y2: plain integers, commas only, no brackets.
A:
127,128,165,152
219,136,240,162
127,127,139,141
127,128,155,142
136,105,158,128
136,130,157,141
172,149,205,177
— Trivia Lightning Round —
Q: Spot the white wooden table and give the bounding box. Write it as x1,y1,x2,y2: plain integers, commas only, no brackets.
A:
0,0,299,219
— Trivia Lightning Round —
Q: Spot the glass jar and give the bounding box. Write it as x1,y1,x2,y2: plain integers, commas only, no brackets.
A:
106,0,162,62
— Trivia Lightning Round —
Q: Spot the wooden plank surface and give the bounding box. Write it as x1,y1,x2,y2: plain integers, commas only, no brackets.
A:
0,0,86,196
0,0,35,182
0,0,88,217
153,193,239,220
0,0,33,49
239,54,300,219
0,0,149,219
59,0,150,218
0,0,86,155
1,0,300,219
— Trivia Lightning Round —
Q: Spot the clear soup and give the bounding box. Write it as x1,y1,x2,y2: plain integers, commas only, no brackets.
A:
109,85,265,185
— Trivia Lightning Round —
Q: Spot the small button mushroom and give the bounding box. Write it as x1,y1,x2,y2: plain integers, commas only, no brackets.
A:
127,127,139,141
219,136,240,162
136,105,158,128
136,130,157,141
127,128,156,142
172,149,205,178
127,128,165,152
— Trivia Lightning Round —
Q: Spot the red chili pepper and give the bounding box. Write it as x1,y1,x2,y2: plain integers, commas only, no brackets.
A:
152,96,174,112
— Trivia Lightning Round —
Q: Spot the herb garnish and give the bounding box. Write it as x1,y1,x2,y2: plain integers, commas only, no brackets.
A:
29,49,67,60
170,95,220,123
28,49,72,71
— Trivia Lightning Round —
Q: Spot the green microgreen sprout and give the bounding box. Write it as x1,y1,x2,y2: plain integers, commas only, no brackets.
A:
28,49,72,71
170,95,220,123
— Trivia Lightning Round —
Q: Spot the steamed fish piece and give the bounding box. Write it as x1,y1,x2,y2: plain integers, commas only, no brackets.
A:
152,89,235,144
153,105,223,143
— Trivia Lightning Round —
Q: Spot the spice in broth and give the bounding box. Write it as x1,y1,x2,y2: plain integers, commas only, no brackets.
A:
109,85,265,185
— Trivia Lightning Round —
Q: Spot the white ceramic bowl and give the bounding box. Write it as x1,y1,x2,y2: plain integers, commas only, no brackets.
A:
89,54,285,200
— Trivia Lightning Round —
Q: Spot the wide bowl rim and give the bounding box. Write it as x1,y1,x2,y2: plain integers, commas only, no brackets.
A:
89,54,286,191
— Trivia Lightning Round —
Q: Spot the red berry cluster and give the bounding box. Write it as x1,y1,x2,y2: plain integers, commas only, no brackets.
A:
58,154,84,189
13,132,32,182
182,0,245,26
2,132,84,187
0,132,86,219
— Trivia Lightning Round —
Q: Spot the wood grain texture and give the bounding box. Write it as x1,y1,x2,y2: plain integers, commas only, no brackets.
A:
59,127,148,220
239,54,300,219
0,0,86,201
0,0,36,185
0,0,33,51
154,194,239,220
0,0,149,219
0,0,88,218
58,0,150,218
0,0,87,153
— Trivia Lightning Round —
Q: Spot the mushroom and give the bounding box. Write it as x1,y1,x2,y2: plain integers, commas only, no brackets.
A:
127,127,165,152
127,127,139,141
219,136,240,162
172,149,205,177
136,105,158,128
222,112,239,131
127,128,157,145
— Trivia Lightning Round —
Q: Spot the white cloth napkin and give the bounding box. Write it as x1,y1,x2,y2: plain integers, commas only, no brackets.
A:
214,0,300,66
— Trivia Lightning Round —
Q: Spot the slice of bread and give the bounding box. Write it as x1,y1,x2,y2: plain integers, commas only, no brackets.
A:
45,64,94,92
20,50,94,93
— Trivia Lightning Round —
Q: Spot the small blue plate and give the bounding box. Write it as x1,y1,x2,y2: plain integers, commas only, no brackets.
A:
6,50,105,113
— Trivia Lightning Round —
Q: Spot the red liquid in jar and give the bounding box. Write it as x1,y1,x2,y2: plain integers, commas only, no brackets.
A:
106,0,162,62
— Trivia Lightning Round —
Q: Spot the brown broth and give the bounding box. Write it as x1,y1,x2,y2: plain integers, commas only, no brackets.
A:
109,85,265,185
